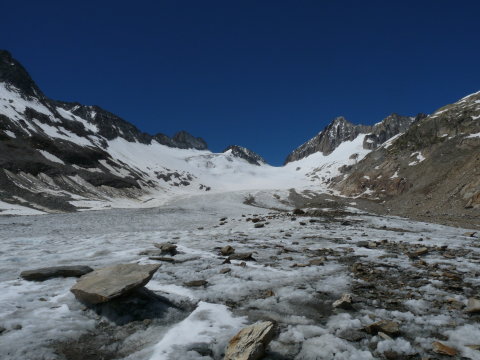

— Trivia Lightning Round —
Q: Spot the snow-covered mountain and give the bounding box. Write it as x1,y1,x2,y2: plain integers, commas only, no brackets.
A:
334,90,480,218
284,114,418,164
1,49,478,219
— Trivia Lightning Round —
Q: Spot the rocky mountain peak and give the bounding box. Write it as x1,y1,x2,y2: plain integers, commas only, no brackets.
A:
284,112,416,164
0,50,44,99
172,131,208,150
223,145,266,166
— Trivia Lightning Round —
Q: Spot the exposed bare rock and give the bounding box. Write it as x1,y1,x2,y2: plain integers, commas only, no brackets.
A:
20,265,93,281
332,293,353,309
221,245,235,256
70,263,160,304
154,242,177,256
466,298,480,313
224,321,275,360
432,341,457,356
364,320,400,336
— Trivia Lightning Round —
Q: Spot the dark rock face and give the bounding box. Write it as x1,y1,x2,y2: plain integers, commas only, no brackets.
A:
284,114,415,164
20,266,94,281
0,50,209,212
334,90,480,225
172,130,208,150
223,145,266,165
0,50,45,99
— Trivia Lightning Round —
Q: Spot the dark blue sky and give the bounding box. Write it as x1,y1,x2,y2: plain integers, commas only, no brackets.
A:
1,1,479,164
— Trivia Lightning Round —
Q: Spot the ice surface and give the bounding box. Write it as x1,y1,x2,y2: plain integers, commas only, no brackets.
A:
1,191,479,359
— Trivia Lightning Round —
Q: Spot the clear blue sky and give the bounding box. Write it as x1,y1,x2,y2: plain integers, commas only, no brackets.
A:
1,1,479,165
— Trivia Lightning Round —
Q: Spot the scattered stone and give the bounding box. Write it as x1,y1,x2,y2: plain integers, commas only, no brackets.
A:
332,293,353,310
337,329,366,342
197,227,204,230
154,242,177,256
220,217,227,221
224,321,276,360
432,341,457,356
70,263,160,305
254,223,265,228
466,345,480,350
239,262,247,268
466,298,480,313
220,268,231,274
364,320,400,336
263,290,275,298
20,266,94,281
293,208,305,215
221,245,235,256
251,218,261,223
378,332,393,341
149,256,175,263
229,253,255,261
184,280,208,287
415,247,429,256
299,222,306,226
357,241,369,248
463,232,477,237
12,324,22,330
309,258,324,266
0,326,5,334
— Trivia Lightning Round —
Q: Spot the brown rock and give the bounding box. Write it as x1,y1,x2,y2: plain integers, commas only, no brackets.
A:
365,320,400,336
466,298,480,313
432,341,457,356
224,321,275,360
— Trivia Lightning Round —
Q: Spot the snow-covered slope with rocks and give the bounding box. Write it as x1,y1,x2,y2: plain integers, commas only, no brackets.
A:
0,50,381,215
284,114,418,164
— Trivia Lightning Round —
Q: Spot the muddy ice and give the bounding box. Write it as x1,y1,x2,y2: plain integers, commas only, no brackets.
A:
0,190,479,359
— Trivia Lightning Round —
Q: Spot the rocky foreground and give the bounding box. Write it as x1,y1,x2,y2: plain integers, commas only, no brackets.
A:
0,192,479,359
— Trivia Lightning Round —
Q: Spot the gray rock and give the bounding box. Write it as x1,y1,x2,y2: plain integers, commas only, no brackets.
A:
184,280,208,287
221,246,235,256
332,293,353,309
70,263,160,304
466,298,480,313
154,242,177,255
21,266,93,281
229,253,255,261
224,321,275,360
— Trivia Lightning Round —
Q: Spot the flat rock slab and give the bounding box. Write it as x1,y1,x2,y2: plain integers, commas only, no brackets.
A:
21,266,93,281
70,263,160,304
224,321,275,360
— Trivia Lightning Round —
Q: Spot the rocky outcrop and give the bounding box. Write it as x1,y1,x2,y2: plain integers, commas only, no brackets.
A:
224,321,275,360
284,114,416,164
0,50,210,213
20,265,93,281
334,90,480,226
70,263,160,304
223,145,266,165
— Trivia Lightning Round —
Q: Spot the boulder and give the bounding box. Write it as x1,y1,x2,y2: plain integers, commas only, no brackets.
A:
154,242,177,255
70,263,160,304
332,293,353,309
364,320,400,336
229,253,255,261
224,321,275,360
221,245,235,256
293,208,305,215
254,223,265,228
466,298,480,313
21,266,93,281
